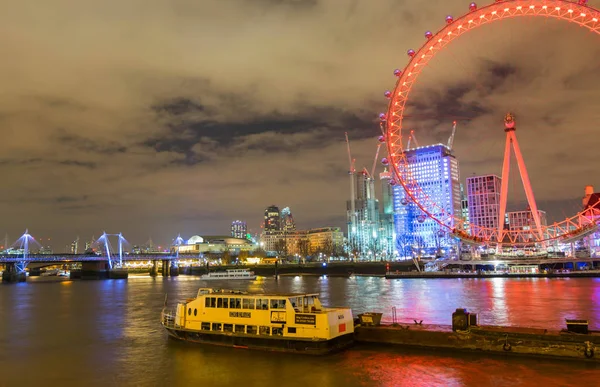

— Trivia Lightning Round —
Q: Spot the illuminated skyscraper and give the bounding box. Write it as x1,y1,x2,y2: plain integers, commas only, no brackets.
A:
393,144,461,257
280,207,296,232
379,169,395,259
346,169,380,259
231,220,247,239
264,205,280,232
460,184,470,232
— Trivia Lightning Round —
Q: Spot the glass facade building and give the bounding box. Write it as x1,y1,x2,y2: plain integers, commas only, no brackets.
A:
392,144,461,258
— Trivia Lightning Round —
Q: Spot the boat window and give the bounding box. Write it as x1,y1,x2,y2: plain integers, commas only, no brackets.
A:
256,299,268,310
247,325,257,334
272,327,283,336
194,309,197,316
223,324,233,332
188,308,191,315
201,322,211,331
232,298,241,309
234,325,245,334
270,299,286,309
223,298,229,308
212,323,222,331
205,298,210,308
287,327,296,334
242,299,255,310
210,297,216,308
259,326,271,335
217,298,223,308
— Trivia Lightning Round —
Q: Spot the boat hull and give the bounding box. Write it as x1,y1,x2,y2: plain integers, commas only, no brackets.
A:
199,276,257,280
163,326,353,355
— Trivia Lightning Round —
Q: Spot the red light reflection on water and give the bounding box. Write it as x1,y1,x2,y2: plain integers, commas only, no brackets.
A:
341,347,600,387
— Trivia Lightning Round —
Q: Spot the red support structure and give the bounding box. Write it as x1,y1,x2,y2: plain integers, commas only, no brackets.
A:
498,114,544,243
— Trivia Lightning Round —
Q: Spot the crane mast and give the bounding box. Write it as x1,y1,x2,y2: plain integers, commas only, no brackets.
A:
447,121,457,151
410,130,419,148
370,143,382,179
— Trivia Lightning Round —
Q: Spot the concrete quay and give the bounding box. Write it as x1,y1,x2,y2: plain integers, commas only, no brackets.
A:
354,316,600,362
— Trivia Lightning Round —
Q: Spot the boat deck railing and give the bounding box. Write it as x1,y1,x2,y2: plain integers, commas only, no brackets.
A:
161,308,177,328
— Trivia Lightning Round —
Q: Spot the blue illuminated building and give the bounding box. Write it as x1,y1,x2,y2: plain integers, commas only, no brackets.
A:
393,144,461,258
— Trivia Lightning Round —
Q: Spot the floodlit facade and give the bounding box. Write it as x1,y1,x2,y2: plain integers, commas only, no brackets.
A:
466,175,502,237
260,227,343,258
307,227,344,254
177,235,254,254
393,144,461,258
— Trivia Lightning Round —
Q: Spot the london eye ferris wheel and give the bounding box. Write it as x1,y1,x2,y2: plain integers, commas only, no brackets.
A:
377,0,600,251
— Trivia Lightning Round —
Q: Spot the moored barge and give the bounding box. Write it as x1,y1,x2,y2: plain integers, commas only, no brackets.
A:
161,288,354,354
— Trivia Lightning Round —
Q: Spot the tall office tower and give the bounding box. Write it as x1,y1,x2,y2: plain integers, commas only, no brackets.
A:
466,175,502,238
70,237,79,254
393,144,461,258
264,205,281,232
231,220,248,239
379,169,395,259
460,184,470,232
280,207,296,232
347,169,380,259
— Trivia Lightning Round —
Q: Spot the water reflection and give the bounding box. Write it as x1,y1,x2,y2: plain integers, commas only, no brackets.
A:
1,275,599,386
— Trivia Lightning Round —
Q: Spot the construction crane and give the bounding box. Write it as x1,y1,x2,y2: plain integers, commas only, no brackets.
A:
369,143,382,179
410,130,419,148
447,121,457,151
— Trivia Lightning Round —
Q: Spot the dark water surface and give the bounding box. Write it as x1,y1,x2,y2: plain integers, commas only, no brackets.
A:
1,275,599,386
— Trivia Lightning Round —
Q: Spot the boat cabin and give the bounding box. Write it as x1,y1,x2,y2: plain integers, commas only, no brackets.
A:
172,288,352,341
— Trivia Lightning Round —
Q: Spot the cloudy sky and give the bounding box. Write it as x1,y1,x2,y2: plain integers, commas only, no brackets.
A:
1,0,599,250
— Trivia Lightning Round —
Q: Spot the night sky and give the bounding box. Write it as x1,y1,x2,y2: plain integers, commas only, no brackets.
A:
1,0,599,250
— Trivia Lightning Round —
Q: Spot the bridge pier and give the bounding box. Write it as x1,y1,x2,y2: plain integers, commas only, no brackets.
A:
170,261,179,277
160,260,178,277
81,261,109,280
161,260,170,276
150,260,158,277
2,263,27,283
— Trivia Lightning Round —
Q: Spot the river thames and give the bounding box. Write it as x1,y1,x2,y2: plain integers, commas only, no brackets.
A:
1,275,599,386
